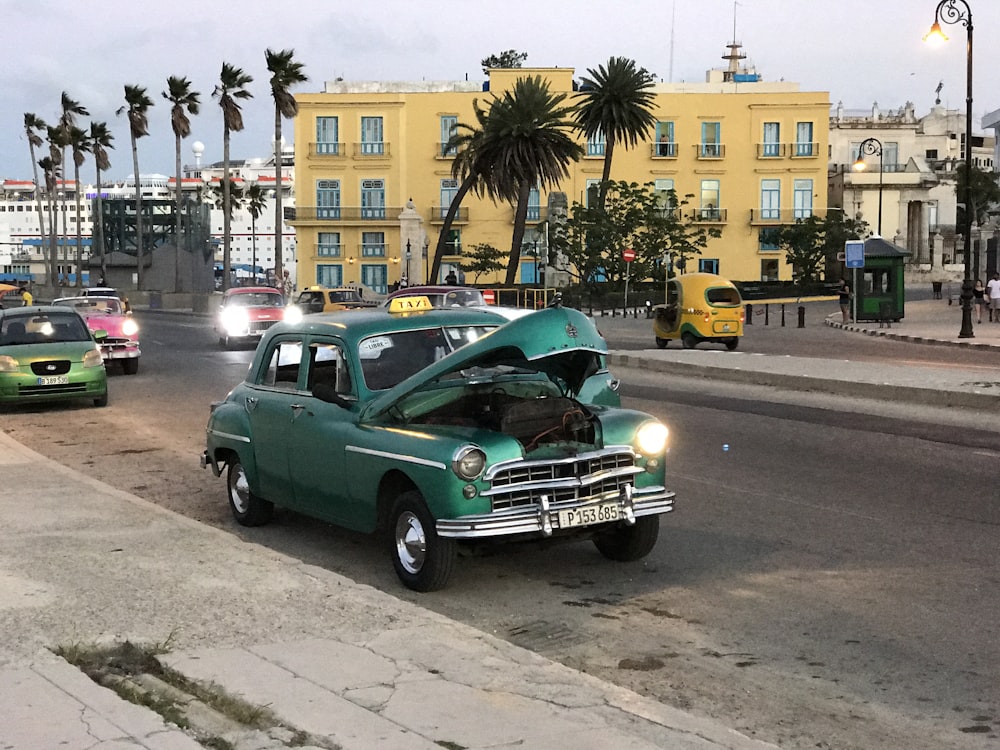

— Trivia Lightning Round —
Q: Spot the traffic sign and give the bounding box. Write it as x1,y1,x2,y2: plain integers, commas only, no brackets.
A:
845,240,865,269
623,248,635,262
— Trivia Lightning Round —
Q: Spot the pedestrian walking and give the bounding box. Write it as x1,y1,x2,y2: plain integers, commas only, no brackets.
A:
837,278,852,323
987,273,1000,323
973,279,987,323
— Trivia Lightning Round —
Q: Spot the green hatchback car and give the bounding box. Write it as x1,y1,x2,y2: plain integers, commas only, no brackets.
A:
0,306,108,408
202,300,674,591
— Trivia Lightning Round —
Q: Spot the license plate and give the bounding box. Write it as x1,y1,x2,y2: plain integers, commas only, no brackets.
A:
722,323,731,331
37,375,69,386
558,501,620,529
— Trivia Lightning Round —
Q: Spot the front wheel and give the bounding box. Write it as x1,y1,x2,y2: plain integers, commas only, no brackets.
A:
654,336,668,349
227,459,273,526
93,392,108,408
593,515,659,561
389,491,456,592
123,358,139,375
681,332,698,349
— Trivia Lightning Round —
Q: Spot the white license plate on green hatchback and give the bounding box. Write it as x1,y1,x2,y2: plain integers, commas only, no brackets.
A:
558,501,621,529
37,375,69,386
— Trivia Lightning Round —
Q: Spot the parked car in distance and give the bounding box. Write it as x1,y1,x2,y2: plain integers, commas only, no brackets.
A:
202,297,673,591
652,273,744,350
216,287,287,349
292,286,377,314
0,306,108,408
82,286,131,313
52,296,140,374
384,285,486,309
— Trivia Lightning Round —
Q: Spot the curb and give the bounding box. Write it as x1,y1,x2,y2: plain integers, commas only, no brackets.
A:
824,319,1000,351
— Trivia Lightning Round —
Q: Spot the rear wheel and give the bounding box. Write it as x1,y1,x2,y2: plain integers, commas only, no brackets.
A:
123,358,139,375
593,516,659,561
654,336,668,349
724,338,739,351
681,332,698,349
389,491,456,592
226,459,273,526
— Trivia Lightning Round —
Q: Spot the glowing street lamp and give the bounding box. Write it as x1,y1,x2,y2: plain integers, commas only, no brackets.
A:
852,137,884,236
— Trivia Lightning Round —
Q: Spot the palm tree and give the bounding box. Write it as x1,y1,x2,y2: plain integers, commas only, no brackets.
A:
37,155,59,285
213,63,254,292
46,125,67,284
265,48,307,284
429,100,492,283
57,93,89,279
245,183,267,283
575,57,657,210
23,114,49,277
163,76,201,292
475,76,583,285
118,85,154,289
89,122,114,285
68,126,91,287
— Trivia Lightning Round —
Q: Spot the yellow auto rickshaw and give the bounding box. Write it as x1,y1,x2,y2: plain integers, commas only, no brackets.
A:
652,273,744,350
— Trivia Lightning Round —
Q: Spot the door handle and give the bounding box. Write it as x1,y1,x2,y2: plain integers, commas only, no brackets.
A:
245,396,258,412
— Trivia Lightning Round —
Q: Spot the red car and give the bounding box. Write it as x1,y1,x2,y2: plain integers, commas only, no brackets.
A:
383,285,487,309
215,287,287,349
52,295,141,374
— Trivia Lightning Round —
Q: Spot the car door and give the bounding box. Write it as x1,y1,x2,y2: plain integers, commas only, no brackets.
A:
246,335,306,505
284,337,360,527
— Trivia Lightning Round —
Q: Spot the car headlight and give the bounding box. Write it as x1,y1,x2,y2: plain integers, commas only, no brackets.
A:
83,348,104,368
452,446,486,481
0,354,18,372
121,318,139,336
283,305,303,325
636,421,668,455
221,308,249,334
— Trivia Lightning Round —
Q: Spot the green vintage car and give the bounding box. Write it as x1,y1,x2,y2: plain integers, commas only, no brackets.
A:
0,306,109,408
202,299,673,591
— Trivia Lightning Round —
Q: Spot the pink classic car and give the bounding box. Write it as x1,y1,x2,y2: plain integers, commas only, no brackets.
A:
53,295,141,374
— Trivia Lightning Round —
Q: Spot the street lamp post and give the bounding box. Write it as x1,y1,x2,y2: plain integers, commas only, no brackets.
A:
852,137,883,236
927,0,974,338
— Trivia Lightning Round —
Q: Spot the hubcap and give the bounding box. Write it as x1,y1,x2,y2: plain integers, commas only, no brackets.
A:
229,465,250,514
395,510,426,575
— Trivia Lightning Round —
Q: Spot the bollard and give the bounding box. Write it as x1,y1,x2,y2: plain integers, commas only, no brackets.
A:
745,303,753,324
780,304,786,327
797,305,805,328
764,304,770,325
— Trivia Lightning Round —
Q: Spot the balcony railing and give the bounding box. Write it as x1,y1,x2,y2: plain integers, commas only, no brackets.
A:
315,243,342,258
510,207,548,223
430,206,469,223
791,142,818,158
309,142,345,157
691,207,727,222
435,142,458,159
352,142,391,157
696,143,726,159
651,142,678,158
756,143,786,158
750,208,787,223
283,207,403,222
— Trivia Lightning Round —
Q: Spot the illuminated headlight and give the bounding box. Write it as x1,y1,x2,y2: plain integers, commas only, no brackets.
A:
283,305,303,325
121,318,139,336
0,355,18,372
83,348,104,368
636,421,668,455
452,446,486,481
221,308,249,335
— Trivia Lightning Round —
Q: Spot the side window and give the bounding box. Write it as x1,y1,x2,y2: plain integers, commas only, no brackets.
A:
260,339,304,390
307,341,352,395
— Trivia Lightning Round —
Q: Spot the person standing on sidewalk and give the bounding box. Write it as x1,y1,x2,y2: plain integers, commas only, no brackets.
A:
987,273,1000,323
973,279,987,323
837,278,852,323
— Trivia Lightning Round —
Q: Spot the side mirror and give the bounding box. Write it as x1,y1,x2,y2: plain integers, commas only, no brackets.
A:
92,329,109,341
312,382,352,409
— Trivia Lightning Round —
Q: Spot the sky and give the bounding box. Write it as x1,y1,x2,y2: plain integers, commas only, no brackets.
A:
3,0,998,181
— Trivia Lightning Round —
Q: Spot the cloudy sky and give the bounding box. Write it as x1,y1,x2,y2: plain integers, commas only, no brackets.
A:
3,0,997,180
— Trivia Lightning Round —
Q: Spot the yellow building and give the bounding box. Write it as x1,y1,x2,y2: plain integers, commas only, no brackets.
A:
290,55,830,291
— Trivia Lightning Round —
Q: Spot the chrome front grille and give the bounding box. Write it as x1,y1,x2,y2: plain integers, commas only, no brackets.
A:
484,449,641,512
249,320,279,335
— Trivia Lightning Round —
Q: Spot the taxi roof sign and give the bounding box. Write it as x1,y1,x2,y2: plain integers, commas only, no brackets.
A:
388,295,433,314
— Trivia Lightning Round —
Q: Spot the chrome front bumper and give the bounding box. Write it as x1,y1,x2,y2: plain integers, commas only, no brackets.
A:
436,484,674,539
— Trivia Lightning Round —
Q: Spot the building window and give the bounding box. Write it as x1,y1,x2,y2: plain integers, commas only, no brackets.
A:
654,178,676,216
700,179,720,219
926,148,939,160
760,179,781,220
793,179,813,219
360,116,384,155
361,263,387,295
317,232,341,257
655,121,676,157
585,179,602,208
761,258,780,281
361,231,385,257
700,122,722,157
440,179,458,220
317,264,343,287
440,115,458,156
699,258,719,274
759,227,780,252
316,116,339,155
361,179,385,219
762,122,780,157
316,179,341,219
526,186,540,221
587,129,605,157
795,122,814,156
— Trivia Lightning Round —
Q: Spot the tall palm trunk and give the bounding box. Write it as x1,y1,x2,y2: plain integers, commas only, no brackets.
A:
95,169,106,284
131,136,144,289
597,136,617,209
27,145,49,283
430,174,476,283
222,128,232,292
505,181,533,286
174,131,183,292
74,164,83,287
273,107,283,282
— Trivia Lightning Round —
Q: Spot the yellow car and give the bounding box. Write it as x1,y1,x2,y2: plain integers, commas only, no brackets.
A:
652,273,744,350
293,286,376,314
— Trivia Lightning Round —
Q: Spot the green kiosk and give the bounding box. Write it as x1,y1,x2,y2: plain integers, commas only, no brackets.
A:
851,236,910,323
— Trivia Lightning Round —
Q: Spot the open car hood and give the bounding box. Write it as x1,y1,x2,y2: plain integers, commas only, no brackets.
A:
360,306,607,422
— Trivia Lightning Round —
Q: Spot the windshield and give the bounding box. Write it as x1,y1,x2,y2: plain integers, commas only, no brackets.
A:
1,313,91,344
329,290,361,303
359,325,496,390
705,287,742,306
228,292,284,308
435,289,485,307
54,297,123,315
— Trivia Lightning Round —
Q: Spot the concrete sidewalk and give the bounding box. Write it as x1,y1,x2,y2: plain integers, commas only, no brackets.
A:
2,295,996,750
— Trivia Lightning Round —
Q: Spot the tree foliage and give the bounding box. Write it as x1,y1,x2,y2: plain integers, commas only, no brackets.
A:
481,50,527,73
955,162,1000,228
458,243,506,282
776,211,868,282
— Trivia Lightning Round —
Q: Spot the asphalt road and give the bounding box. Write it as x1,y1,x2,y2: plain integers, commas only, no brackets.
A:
4,310,998,750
